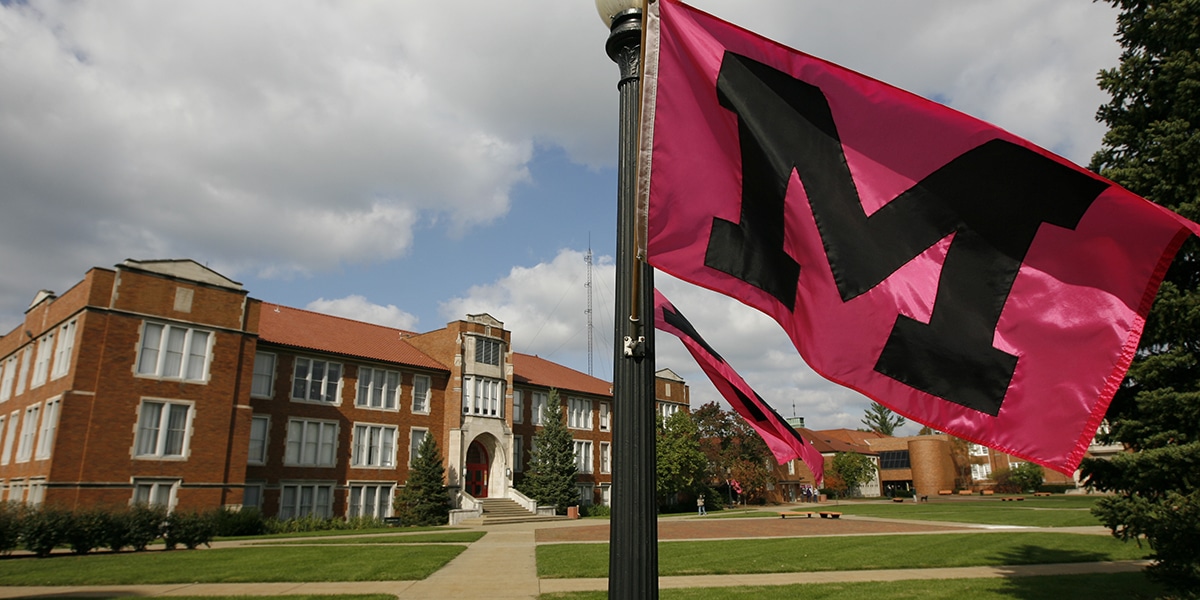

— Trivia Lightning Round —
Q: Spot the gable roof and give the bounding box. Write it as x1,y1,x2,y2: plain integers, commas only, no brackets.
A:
120,258,243,290
512,352,612,398
258,303,447,372
820,428,891,446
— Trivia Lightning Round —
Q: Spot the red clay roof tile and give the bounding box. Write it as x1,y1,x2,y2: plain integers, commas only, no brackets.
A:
512,352,612,398
258,303,447,372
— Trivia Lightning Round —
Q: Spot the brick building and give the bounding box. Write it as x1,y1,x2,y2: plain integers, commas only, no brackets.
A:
0,259,687,518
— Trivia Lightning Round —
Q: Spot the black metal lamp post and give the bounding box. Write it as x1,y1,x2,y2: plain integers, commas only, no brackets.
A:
596,1,658,598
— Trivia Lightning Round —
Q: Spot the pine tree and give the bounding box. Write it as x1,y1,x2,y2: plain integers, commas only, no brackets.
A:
860,401,906,436
516,390,578,514
393,433,449,526
1080,1,1200,595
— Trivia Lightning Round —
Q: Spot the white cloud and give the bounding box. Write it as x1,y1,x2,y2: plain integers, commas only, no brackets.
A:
305,295,419,332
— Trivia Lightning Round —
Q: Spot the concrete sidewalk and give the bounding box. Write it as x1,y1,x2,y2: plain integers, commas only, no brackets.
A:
0,515,1149,599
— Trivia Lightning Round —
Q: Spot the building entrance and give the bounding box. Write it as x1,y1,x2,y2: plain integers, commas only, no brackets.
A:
465,441,489,498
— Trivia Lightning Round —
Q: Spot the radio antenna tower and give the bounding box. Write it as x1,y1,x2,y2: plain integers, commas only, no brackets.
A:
585,238,594,376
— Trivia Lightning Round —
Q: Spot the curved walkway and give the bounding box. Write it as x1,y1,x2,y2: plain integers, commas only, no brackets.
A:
0,509,1144,599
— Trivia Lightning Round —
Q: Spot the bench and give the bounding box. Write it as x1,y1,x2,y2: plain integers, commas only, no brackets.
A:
982,490,995,495
958,490,974,495
779,511,814,519
1000,496,1025,502
818,511,842,519
383,517,403,526
938,490,953,495
892,497,905,502
1033,492,1052,497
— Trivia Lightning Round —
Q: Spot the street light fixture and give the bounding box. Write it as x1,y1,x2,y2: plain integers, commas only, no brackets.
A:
596,1,658,598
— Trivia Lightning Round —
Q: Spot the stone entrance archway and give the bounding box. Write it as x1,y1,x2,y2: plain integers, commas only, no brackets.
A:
465,440,490,498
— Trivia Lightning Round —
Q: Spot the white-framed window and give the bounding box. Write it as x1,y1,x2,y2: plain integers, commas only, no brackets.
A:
513,435,524,473
600,484,612,507
1,411,17,465
352,423,397,468
35,398,60,460
279,482,333,520
136,322,212,382
788,460,796,476
133,478,179,509
0,415,5,465
969,443,990,457
135,400,192,459
409,428,428,465
242,483,264,509
0,356,15,401
531,391,548,425
971,462,993,481
659,402,680,420
600,442,611,474
16,346,32,395
8,479,25,503
568,397,592,430
16,404,40,463
475,337,502,366
251,352,276,398
576,484,594,506
285,419,338,467
52,320,77,379
31,332,54,388
348,483,395,518
248,415,270,465
357,367,400,410
599,402,610,431
291,357,342,404
26,478,46,506
412,374,431,414
574,440,593,474
513,390,524,424
462,376,503,417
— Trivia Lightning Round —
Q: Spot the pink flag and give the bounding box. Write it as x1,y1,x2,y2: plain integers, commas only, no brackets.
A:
638,0,1200,473
655,289,825,483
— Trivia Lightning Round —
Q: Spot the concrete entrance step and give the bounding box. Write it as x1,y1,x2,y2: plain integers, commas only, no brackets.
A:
460,498,572,525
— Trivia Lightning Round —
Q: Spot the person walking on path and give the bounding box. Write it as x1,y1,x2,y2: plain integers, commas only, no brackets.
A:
697,494,707,516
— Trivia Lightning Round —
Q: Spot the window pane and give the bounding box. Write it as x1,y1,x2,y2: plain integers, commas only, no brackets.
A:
286,422,302,464
252,353,275,397
164,404,189,456
293,358,310,399
319,423,336,465
325,364,341,403
138,324,163,374
386,371,399,409
186,331,209,380
137,402,163,455
163,327,186,378
309,361,326,401
303,422,319,464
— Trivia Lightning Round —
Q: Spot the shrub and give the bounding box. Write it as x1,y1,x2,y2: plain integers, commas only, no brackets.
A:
213,506,266,537
0,502,26,556
66,508,109,555
163,510,217,550
101,509,130,552
125,504,167,551
581,504,611,518
22,507,71,557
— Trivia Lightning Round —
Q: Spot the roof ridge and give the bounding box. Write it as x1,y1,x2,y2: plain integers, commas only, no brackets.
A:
262,302,421,337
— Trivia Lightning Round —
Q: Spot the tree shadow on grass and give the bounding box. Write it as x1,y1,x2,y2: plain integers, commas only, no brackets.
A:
987,545,1163,599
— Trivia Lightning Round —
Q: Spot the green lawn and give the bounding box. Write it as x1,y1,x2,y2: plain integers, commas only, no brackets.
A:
217,525,451,541
0,545,465,585
539,572,1164,600
254,531,485,545
536,532,1149,578
826,497,1102,527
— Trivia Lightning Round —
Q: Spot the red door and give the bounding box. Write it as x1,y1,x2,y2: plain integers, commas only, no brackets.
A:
465,441,489,498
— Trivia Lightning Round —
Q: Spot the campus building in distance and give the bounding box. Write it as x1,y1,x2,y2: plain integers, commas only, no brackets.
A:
0,259,689,518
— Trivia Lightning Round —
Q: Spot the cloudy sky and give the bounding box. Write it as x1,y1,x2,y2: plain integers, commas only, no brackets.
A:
0,0,1122,435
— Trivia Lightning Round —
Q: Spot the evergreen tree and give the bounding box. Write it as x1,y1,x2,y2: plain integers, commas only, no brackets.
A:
655,410,710,509
516,390,578,514
393,433,449,526
1080,1,1200,595
860,402,906,436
